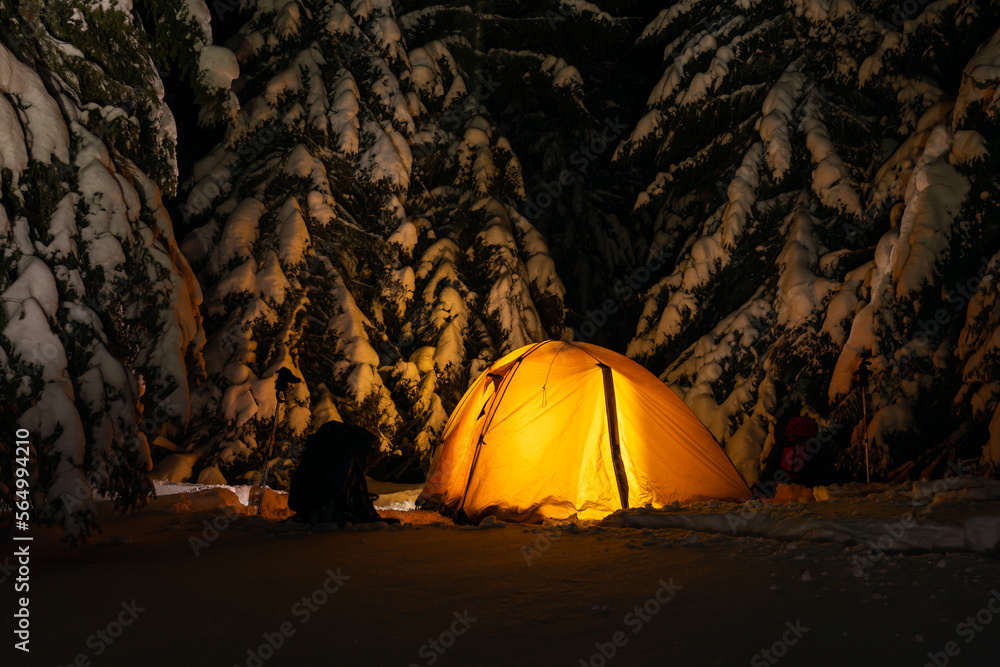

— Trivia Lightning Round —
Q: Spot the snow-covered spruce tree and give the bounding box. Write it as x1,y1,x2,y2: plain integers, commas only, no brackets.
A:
950,23,1000,472
178,0,567,485
397,1,649,331
132,0,241,125
617,0,1000,484
0,1,204,541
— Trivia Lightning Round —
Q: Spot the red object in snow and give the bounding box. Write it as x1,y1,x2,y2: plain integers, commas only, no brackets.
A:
780,417,818,480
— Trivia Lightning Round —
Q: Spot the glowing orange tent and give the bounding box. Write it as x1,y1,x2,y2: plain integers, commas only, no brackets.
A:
418,340,750,522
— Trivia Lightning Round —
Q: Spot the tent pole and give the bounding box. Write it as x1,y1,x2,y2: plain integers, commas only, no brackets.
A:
457,347,544,516
599,364,629,510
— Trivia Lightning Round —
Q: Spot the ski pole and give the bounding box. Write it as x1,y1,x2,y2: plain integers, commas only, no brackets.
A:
861,387,870,485
256,367,301,516
256,403,281,516
854,354,873,485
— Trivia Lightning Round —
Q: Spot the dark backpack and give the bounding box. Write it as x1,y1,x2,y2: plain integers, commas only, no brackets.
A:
288,421,391,526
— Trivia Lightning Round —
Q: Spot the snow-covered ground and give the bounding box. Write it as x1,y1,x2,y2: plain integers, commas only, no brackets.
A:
149,478,423,512
11,479,1000,666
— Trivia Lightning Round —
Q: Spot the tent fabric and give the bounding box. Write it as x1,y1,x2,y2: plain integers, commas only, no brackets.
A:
418,340,751,522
